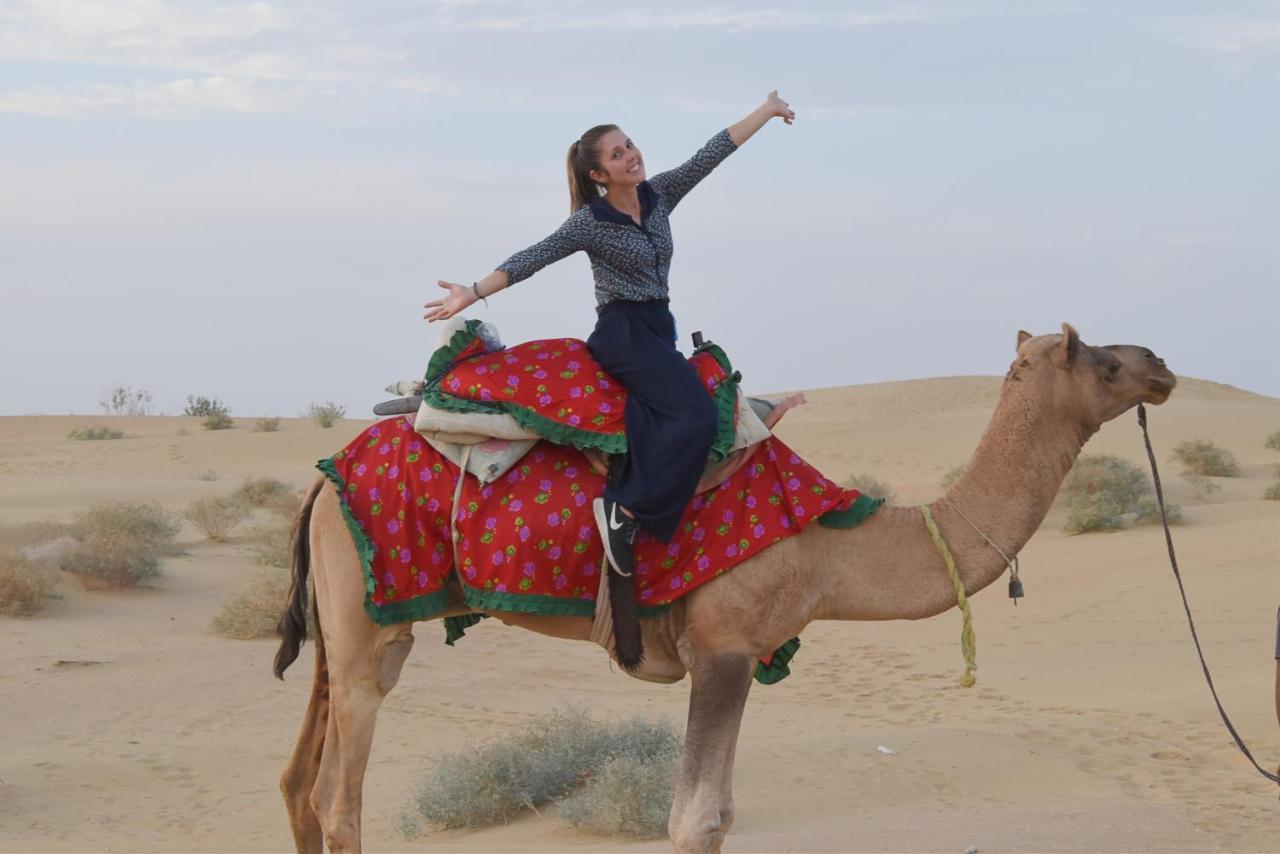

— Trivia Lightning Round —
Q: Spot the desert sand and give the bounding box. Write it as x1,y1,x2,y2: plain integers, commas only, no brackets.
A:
1,373,1277,853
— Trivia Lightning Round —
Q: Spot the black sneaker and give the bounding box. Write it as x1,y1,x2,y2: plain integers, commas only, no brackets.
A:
593,496,638,577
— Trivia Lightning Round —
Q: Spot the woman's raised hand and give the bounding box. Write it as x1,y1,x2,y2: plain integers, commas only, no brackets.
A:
763,90,795,125
423,280,476,323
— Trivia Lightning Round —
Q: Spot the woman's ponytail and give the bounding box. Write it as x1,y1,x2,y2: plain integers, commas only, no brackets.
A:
566,123,618,212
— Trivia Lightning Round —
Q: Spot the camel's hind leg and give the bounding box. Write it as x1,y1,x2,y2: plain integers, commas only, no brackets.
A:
302,487,417,853
280,609,330,852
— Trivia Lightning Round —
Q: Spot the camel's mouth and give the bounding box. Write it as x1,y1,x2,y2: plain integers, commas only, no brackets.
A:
1144,373,1176,405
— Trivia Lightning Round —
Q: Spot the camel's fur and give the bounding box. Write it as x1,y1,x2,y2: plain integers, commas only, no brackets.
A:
275,325,1176,852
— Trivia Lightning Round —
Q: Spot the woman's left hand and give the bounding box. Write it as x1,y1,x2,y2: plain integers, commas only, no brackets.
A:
763,90,795,125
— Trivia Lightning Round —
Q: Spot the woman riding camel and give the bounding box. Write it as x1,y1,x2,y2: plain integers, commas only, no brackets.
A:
425,91,796,665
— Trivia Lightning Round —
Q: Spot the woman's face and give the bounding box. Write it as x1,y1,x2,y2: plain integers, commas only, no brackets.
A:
588,129,645,189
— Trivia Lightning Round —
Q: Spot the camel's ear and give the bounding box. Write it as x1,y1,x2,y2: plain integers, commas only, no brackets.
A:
1016,330,1032,350
1053,322,1080,367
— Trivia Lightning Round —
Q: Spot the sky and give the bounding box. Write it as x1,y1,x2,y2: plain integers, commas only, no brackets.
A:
1,0,1277,417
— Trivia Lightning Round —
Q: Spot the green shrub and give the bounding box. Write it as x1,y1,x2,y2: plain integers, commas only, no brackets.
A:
185,496,250,541
211,568,309,639
203,410,233,431
234,477,295,508
254,417,281,433
306,401,346,428
1133,497,1183,526
1172,439,1240,477
61,502,180,587
1265,431,1280,452
1180,472,1219,499
184,395,228,417
1062,455,1167,534
67,425,124,440
399,707,682,837
558,754,677,839
940,465,966,490
843,473,895,505
0,547,60,615
99,385,152,416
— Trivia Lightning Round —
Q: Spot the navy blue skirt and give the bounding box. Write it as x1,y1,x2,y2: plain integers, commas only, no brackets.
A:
586,300,717,542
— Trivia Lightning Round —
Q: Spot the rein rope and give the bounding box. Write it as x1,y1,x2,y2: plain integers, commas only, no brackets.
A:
921,506,977,688
1137,404,1279,786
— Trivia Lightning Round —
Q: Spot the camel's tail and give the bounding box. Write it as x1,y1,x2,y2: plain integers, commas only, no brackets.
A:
274,478,324,679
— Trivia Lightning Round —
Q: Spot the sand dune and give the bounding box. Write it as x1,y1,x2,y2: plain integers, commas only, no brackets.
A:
1,375,1276,852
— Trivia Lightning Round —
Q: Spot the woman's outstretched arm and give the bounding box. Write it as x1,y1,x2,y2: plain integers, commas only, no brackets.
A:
729,90,795,147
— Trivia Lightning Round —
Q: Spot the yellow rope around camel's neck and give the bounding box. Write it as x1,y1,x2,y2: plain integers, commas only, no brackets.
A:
920,505,977,688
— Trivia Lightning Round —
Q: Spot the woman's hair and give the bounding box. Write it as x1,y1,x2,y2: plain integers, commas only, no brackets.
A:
566,124,618,212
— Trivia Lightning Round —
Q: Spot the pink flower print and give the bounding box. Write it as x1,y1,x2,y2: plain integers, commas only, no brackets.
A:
564,465,578,477
554,574,568,590
795,505,806,517
569,387,581,398
379,443,391,455
567,341,581,350
465,566,478,580
387,519,400,534
518,526,531,542
636,561,650,576
427,498,440,511
771,482,784,495
667,542,680,556
538,393,552,406
534,450,546,462
479,388,492,401
745,494,757,508
430,551,442,565
509,499,523,512
419,469,432,482
496,583,508,592
598,402,612,413
697,555,712,570
476,365,488,374
370,426,382,438
356,464,368,477
369,487,381,501
506,375,519,388
523,561,536,577
534,369,548,379
790,453,801,464
491,552,505,566
691,496,706,511
752,523,766,538
722,509,734,524
399,549,412,564
504,354,518,364
547,513,561,528
416,571,429,588
539,479,552,492
448,377,461,391
692,527,706,542
820,499,832,511
388,465,399,479
726,544,738,558
787,477,801,491
599,379,611,389
410,440,423,452
567,360,581,370
780,517,792,529
481,485,494,498
669,577,681,590
536,351,550,360
506,470,520,483
485,517,497,530
382,572,395,585
706,377,716,389
568,414,581,425
549,545,562,559
578,525,592,541
573,492,587,506
767,447,777,461
399,417,412,430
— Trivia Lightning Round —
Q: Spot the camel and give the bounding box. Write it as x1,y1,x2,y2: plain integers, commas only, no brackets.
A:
273,323,1176,853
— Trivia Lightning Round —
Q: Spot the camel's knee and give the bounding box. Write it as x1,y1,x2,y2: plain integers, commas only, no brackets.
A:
375,630,414,695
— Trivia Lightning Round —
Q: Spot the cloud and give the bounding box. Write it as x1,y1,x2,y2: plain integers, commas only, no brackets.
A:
1159,13,1278,55
437,4,932,34
0,75,299,118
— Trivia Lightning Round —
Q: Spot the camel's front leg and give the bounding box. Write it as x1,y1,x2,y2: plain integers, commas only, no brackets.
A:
668,651,754,854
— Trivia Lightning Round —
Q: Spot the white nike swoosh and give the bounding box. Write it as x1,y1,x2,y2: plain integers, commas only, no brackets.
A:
609,503,626,532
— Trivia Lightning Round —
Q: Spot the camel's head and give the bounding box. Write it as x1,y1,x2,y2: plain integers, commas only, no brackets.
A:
1012,324,1176,428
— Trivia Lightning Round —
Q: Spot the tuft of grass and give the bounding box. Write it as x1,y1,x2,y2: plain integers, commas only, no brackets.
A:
843,473,895,505
1061,455,1179,534
194,469,219,482
61,502,180,588
0,546,60,615
1180,472,1220,499
185,496,250,541
234,477,295,508
203,410,233,431
1171,439,1240,477
940,465,966,490
399,707,682,838
306,401,346,428
67,425,124,440
254,417,281,433
558,754,678,839
211,568,310,639
1265,430,1280,452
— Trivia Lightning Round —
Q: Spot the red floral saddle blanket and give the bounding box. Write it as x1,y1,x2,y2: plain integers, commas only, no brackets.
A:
422,319,740,460
318,416,881,632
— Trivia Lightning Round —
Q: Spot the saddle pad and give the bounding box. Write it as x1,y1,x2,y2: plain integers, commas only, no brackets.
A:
421,319,739,461
317,416,883,627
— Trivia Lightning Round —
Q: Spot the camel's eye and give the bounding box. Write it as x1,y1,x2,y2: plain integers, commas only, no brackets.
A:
1105,361,1121,380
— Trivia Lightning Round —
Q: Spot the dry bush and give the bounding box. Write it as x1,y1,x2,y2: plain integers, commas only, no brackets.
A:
1062,455,1181,533
67,425,124,440
0,520,73,551
940,465,966,490
1181,472,1220,499
185,496,250,541
1265,468,1280,501
0,547,60,615
1172,439,1240,477
203,410,233,431
234,477,294,508
61,502,180,588
254,417,281,433
843,473,895,505
306,401,346,428
99,385,152,416
398,707,681,838
558,754,678,839
249,519,292,568
211,568,309,639
1265,431,1280,452
194,469,219,482
264,489,304,519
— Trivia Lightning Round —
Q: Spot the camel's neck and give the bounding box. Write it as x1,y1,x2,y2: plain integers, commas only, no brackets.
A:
812,377,1095,622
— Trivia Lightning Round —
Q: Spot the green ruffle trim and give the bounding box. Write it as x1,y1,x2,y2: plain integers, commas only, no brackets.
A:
461,585,599,617
315,456,453,626
444,613,487,646
422,334,742,461
818,493,885,529
754,636,800,685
